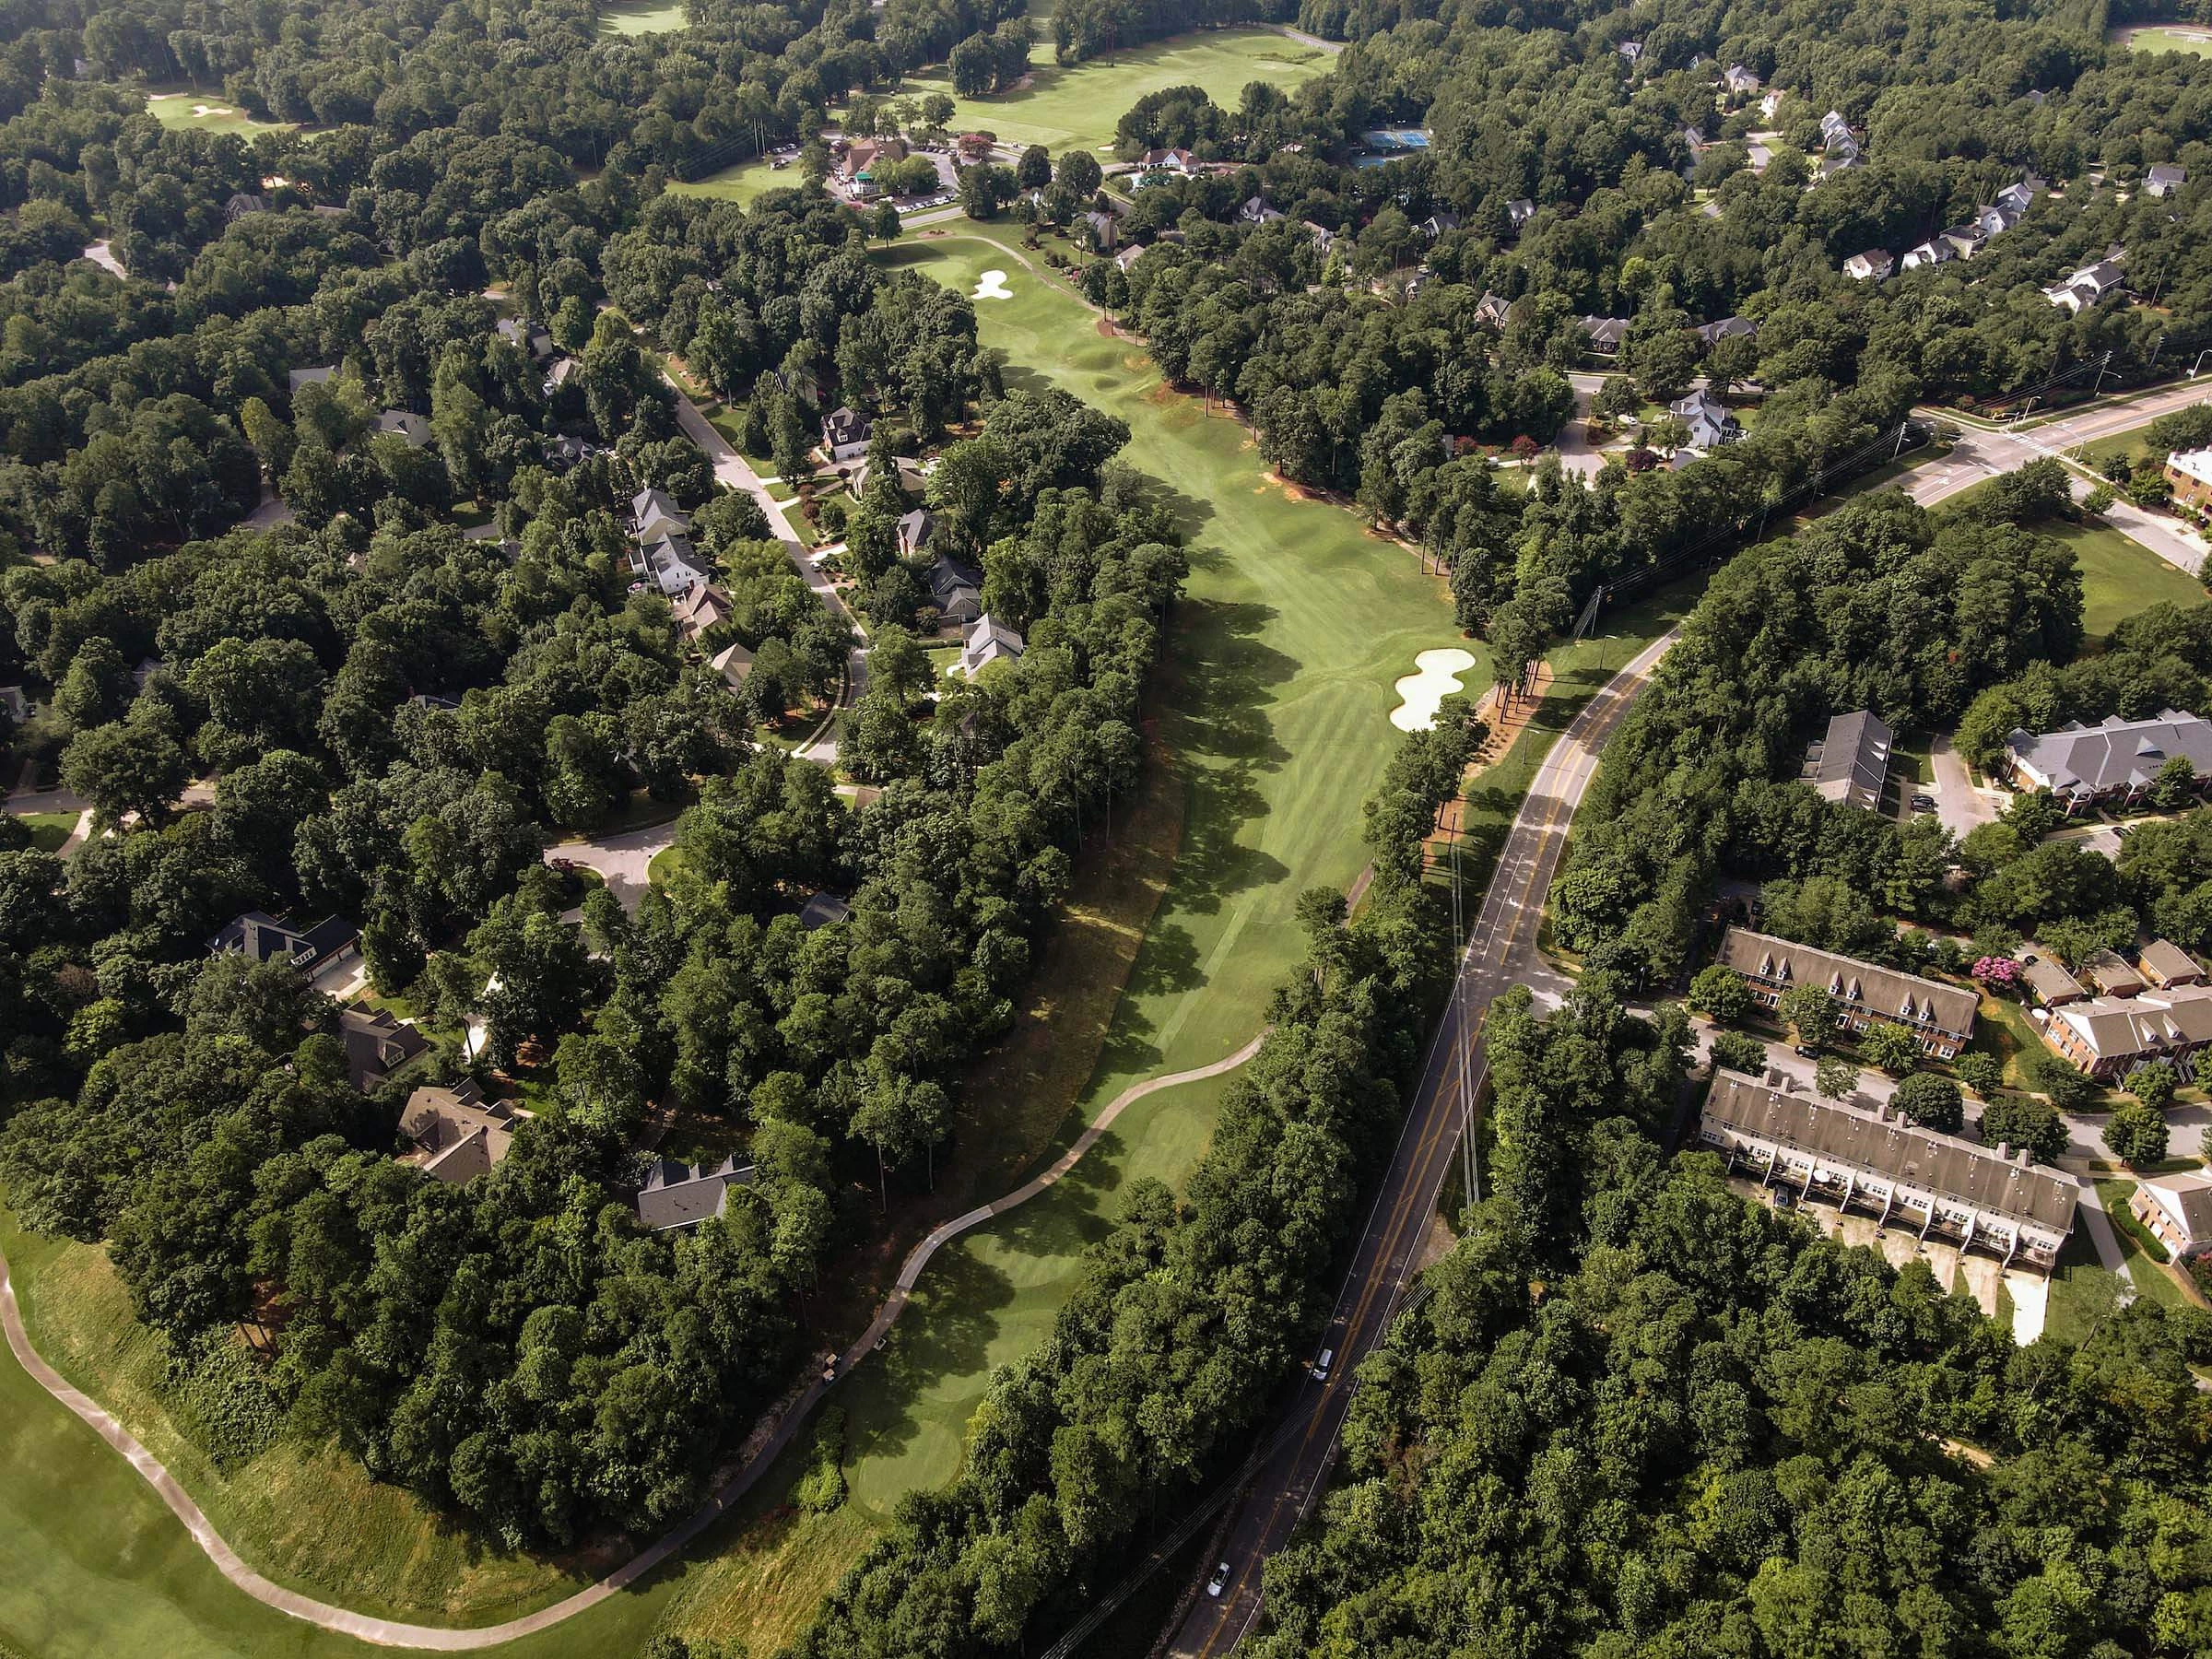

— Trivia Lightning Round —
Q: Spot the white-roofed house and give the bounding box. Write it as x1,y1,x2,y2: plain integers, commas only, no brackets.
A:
958,615,1026,677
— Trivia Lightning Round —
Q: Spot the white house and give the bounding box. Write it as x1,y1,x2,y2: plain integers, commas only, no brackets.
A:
1843,249,1893,281
958,615,1026,677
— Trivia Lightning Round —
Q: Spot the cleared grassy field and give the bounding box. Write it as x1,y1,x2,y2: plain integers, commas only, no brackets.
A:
828,229,1465,1517
2053,517,2207,641
144,92,293,135
671,26,1328,205
2112,22,2212,53
598,0,688,33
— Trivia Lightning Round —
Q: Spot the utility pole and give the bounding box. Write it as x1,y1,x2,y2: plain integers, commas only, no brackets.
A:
2090,349,2114,400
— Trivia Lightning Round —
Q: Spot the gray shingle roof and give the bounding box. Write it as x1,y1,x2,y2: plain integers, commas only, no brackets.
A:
1716,926,1977,1037
1802,709,1893,810
2007,710,2212,796
636,1155,756,1230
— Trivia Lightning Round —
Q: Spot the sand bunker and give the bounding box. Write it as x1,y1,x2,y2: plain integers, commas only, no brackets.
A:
192,104,237,117
972,269,1013,300
1390,648,1477,732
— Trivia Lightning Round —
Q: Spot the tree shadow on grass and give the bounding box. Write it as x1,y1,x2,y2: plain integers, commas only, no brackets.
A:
993,360,1218,539
846,1243,1019,1476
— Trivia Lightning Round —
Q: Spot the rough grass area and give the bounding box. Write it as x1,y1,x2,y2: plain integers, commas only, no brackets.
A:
598,0,689,33
2112,22,2212,53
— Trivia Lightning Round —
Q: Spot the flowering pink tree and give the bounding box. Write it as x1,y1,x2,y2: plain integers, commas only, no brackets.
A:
1971,956,2019,992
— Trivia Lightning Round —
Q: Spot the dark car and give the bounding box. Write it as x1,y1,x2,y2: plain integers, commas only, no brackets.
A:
1911,793,1936,811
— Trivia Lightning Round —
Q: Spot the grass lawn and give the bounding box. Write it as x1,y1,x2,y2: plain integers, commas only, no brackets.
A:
673,26,1328,205
16,810,76,853
598,0,689,33
144,91,293,135
1971,991,2045,1089
2053,518,2208,641
2112,22,2212,53
2041,1227,2130,1346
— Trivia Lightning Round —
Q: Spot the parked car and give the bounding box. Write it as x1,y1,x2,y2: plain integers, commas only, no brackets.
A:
1794,1044,1818,1059
1207,1561,1232,1597
1911,793,1936,811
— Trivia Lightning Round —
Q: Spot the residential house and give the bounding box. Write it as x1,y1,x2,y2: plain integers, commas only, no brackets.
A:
2132,1172,2212,1256
798,893,851,929
2044,983,2212,1080
1800,709,1893,811
1139,147,1196,173
1759,89,1784,121
2080,948,2146,999
1239,195,1284,225
288,365,336,395
672,582,732,641
631,534,709,598
1680,125,1710,162
1975,202,2022,240
1900,236,1957,271
1475,290,1512,329
1940,223,1990,260
398,1082,518,1184
636,1155,757,1232
1714,925,1978,1058
209,911,359,975
1819,109,1853,147
2043,256,2128,313
223,192,267,223
1700,1072,2074,1270
1670,388,1739,452
711,641,754,688
958,614,1026,677
1415,209,1461,241
496,317,555,361
2147,162,2189,198
896,508,935,559
341,1007,429,1093
1302,220,1337,254
543,433,588,469
821,406,873,462
1579,315,1631,353
1617,39,1644,64
1994,178,2039,215
1818,150,1865,182
630,487,690,545
1843,248,1893,281
544,357,579,394
2020,956,2086,1007
2139,938,2204,989
1505,198,1536,234
2167,448,2212,511
1723,63,1762,99
2003,710,2212,813
1114,243,1149,273
131,656,164,694
375,409,431,447
925,554,982,626
1081,209,1118,251
1694,315,1757,347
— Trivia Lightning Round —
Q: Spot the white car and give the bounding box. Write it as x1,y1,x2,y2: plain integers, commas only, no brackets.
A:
1311,1347,1334,1382
1206,1560,1231,1597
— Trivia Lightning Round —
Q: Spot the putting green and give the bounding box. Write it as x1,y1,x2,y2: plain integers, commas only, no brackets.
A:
830,230,1466,1515
144,92,293,135
669,26,1329,205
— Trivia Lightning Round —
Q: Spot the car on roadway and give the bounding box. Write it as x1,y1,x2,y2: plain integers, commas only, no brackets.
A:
1207,1561,1232,1597
1911,793,1936,811
1311,1347,1335,1382
1794,1044,1818,1059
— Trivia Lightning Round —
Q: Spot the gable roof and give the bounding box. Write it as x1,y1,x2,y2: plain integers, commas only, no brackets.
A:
2138,938,2201,985
400,1083,516,1182
341,1007,429,1091
1716,926,1977,1035
1802,709,1893,810
2139,1171,2212,1241
2053,983,2212,1061
636,1154,756,1230
959,614,1026,677
1705,1072,2077,1233
2020,956,2086,1003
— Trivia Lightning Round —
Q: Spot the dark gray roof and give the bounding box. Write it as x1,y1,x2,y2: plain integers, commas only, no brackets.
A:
1705,1072,2077,1233
636,1155,757,1230
1802,709,1893,810
341,1007,429,1091
1716,926,1977,1036
2007,710,2212,796
798,893,851,930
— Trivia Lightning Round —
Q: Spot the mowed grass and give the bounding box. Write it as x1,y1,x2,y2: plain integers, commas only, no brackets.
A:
2054,517,2207,641
16,811,75,853
144,91,293,135
598,0,689,34
671,26,1327,205
2112,23,2212,54
829,230,1464,1518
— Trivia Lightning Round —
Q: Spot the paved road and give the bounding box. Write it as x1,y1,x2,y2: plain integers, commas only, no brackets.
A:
1166,628,1677,1659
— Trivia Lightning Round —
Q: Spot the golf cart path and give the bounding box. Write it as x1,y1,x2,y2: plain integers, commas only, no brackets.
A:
0,1031,1266,1649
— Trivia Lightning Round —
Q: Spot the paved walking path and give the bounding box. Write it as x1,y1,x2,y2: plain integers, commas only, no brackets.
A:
0,1034,1266,1647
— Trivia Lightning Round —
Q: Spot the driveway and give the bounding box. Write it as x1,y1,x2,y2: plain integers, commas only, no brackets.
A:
1926,735,2001,840
547,818,679,913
